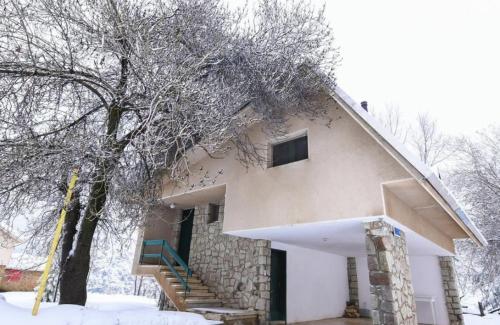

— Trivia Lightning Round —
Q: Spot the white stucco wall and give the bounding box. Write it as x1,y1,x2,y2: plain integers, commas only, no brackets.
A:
0,232,15,266
410,255,449,325
272,242,349,323
0,246,13,266
355,256,371,314
356,255,449,324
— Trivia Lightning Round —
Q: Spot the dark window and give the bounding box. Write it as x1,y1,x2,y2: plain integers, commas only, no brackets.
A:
272,135,308,167
208,204,220,224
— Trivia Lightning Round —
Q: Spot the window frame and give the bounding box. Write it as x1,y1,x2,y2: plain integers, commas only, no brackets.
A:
268,129,309,168
207,203,220,224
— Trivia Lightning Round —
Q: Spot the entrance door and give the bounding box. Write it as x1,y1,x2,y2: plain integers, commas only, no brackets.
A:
270,249,287,322
177,209,194,264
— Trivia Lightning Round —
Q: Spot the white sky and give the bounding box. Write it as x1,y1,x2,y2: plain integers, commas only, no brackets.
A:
7,0,500,234
318,0,500,134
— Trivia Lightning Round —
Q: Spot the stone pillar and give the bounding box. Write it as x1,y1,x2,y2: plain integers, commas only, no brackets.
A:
365,220,417,325
347,257,359,306
439,257,464,325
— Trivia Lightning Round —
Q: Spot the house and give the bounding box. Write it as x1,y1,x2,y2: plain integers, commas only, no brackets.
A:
131,86,486,325
0,227,43,292
0,227,20,267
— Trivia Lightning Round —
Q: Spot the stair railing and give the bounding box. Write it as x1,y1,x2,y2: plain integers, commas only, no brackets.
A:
141,239,192,295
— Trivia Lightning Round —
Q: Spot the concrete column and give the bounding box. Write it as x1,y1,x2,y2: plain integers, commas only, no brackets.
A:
439,257,464,325
364,220,417,325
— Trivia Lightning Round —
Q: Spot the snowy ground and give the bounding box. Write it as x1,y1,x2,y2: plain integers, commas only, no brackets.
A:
0,291,213,325
1,291,498,325
462,294,500,325
464,313,500,325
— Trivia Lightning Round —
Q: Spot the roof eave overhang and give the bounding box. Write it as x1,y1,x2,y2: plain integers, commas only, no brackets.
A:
330,86,487,247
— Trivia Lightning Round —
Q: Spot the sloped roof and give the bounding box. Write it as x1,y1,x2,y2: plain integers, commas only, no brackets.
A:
331,86,487,246
0,226,22,247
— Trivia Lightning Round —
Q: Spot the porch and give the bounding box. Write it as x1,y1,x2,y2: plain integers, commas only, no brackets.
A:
132,193,463,324
228,216,455,325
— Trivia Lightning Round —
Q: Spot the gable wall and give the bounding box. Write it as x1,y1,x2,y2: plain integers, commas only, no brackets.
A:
0,231,15,266
161,97,411,232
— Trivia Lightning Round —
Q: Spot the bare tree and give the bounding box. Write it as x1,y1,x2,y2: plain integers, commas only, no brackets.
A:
0,0,339,305
410,113,454,167
377,107,453,168
449,127,500,308
377,104,409,143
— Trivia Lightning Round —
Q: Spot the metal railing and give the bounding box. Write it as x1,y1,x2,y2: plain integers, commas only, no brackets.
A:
140,239,192,294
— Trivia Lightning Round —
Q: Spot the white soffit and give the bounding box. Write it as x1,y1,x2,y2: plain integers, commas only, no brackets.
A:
225,216,453,257
160,184,226,208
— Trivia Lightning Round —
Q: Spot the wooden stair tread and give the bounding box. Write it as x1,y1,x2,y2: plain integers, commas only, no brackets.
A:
160,268,190,273
159,265,187,271
149,263,220,311
161,272,197,278
178,291,216,298
185,297,221,302
171,283,207,289
185,298,222,305
161,270,190,276
165,277,202,284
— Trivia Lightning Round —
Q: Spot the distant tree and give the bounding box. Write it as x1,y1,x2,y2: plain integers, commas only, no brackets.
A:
0,0,338,305
410,113,454,167
448,127,500,308
377,107,453,168
376,104,409,143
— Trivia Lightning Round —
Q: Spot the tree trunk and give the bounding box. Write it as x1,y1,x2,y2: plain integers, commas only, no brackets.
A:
59,174,109,305
59,95,124,306
57,191,82,303
60,190,81,270
58,217,97,305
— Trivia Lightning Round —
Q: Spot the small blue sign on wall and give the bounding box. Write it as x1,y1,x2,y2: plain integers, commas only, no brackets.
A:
394,227,401,237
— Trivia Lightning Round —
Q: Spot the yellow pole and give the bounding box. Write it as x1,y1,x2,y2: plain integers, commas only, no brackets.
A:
32,168,79,316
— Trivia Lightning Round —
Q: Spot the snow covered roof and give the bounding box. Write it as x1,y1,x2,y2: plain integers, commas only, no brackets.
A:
331,86,487,246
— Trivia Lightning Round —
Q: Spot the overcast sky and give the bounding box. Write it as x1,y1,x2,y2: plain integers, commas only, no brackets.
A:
317,0,500,135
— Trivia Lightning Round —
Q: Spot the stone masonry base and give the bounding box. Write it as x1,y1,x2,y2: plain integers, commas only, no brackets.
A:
188,202,271,324
365,220,417,325
347,256,359,307
439,256,464,325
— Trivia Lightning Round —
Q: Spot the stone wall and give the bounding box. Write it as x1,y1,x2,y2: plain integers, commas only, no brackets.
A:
365,220,417,325
347,257,359,306
439,257,464,325
189,202,271,324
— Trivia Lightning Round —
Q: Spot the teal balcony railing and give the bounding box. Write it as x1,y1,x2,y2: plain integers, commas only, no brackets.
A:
140,239,192,293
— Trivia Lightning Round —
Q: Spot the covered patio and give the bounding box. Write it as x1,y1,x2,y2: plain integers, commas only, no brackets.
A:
228,216,454,325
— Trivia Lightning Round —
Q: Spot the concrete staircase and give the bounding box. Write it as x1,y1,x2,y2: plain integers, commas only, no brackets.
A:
140,265,222,311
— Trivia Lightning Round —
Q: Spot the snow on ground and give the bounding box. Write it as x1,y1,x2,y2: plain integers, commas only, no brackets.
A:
465,313,500,325
0,291,212,325
1,291,498,325
462,293,500,325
